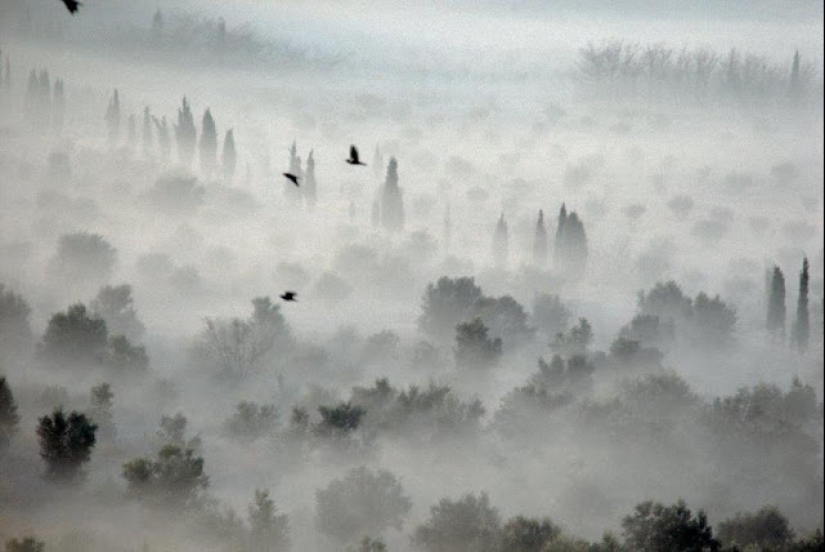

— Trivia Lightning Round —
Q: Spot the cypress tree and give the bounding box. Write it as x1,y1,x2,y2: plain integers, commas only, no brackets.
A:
105,88,120,146
221,129,236,183
304,149,317,209
493,213,509,268
767,265,786,342
37,70,50,132
789,49,801,103
380,157,404,233
153,115,171,164
142,106,153,156
0,376,20,451
175,96,197,167
553,203,568,267
199,108,217,175
285,140,302,204
24,70,37,127
534,209,547,267
791,257,810,353
127,113,137,150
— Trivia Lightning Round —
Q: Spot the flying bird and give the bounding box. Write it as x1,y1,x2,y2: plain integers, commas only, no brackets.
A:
346,145,366,166
280,291,298,302
282,173,300,186
60,0,82,14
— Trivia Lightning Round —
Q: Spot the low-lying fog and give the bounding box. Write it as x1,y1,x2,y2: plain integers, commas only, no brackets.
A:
0,1,823,551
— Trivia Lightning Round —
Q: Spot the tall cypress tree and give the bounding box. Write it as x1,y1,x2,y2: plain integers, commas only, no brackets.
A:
554,203,568,268
24,69,37,128
199,108,217,175
767,265,787,342
105,88,120,146
153,115,171,164
789,49,801,103
493,213,509,268
221,129,236,183
175,96,196,167
304,149,317,209
142,106,153,157
791,257,810,353
534,209,547,267
285,140,302,204
380,157,404,233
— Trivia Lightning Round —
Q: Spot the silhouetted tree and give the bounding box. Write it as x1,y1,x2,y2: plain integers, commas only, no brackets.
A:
0,283,33,354
89,383,115,440
418,276,484,340
691,292,737,348
221,129,236,183
105,88,120,146
48,232,117,287
122,444,208,509
533,209,547,267
90,284,145,342
553,203,568,266
199,108,217,175
315,466,411,543
40,304,108,364
5,536,45,552
492,213,508,268
550,317,593,358
315,402,366,437
501,516,562,552
100,334,149,373
0,377,20,451
455,317,502,369
285,140,302,204
37,408,97,482
621,500,719,552
792,257,810,353
223,401,278,443
248,488,290,551
413,492,502,552
175,96,197,167
23,69,37,129
789,49,802,103
304,149,317,209
380,157,404,232
767,265,786,342
37,70,50,132
717,505,794,550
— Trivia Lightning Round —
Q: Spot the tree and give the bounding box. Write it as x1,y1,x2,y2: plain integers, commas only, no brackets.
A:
89,383,115,440
127,113,137,149
638,281,693,323
493,213,509,268
716,505,794,550
223,401,278,443
100,334,149,373
285,140,302,205
350,536,387,552
40,304,108,364
473,295,533,346
380,157,404,233
175,96,197,167
105,88,120,146
304,149,317,209
199,108,217,175
142,106,153,156
316,466,412,543
455,317,502,369
621,500,719,552
0,377,20,451
413,492,502,552
48,232,117,286
501,516,562,552
37,408,97,482
151,9,164,42
315,402,366,438
767,266,786,342
221,129,237,183
248,488,290,551
789,49,802,102
791,257,810,353
0,283,33,355
418,277,484,340
154,115,171,163
90,284,145,342
550,318,593,358
533,210,548,267
122,444,208,509
690,292,736,348
532,294,571,340
4,537,45,552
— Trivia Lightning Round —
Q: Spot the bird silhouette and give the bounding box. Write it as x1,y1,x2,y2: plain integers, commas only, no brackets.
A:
280,291,298,302
346,145,366,166
60,0,81,14
282,173,300,186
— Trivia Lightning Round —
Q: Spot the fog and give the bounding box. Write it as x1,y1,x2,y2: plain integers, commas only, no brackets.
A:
0,1,823,551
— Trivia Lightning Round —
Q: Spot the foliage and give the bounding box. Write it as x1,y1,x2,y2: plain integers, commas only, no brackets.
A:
500,516,562,551
716,505,794,549
532,294,571,340
767,266,787,341
315,402,367,437
223,401,279,443
90,284,145,342
0,283,33,354
37,408,97,482
474,295,534,346
89,383,115,440
122,444,209,509
791,257,810,353
156,413,202,452
550,318,593,359
4,537,45,552
381,157,404,233
638,281,692,322
175,96,197,167
418,276,484,340
413,492,502,552
40,304,108,364
0,376,20,450
100,334,149,373
316,466,412,543
199,108,217,175
691,292,737,347
49,232,117,283
455,317,502,369
621,499,719,552
248,488,290,551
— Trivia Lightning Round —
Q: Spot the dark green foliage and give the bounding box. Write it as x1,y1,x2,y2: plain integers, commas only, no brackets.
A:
223,401,278,442
90,284,145,342
455,317,502,369
316,402,366,436
638,281,693,322
0,283,32,353
413,492,502,552
175,96,197,166
768,266,787,342
122,445,208,509
5,536,45,552
40,304,108,363
501,516,562,551
222,129,237,183
248,488,290,551
316,466,411,543
716,505,794,549
792,257,810,353
550,318,593,358
418,276,484,340
37,408,97,482
621,499,719,552
0,376,20,450
199,108,217,175
100,334,149,373
381,157,404,233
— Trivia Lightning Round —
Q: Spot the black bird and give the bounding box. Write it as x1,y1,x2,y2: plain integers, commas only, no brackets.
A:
60,0,81,14
280,291,297,302
282,173,300,186
346,145,366,166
